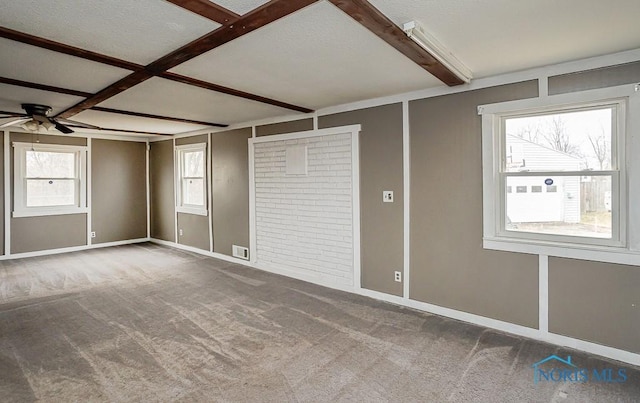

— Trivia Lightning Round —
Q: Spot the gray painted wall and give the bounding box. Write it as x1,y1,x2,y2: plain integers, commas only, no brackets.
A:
549,61,640,95
11,215,87,254
177,212,209,251
549,257,640,353
175,134,208,146
409,82,541,328
320,104,404,297
256,119,314,137
150,140,175,242
212,128,251,257
10,133,88,254
92,139,147,244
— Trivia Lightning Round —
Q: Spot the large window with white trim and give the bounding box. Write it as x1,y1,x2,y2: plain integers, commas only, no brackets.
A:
13,142,87,217
175,143,207,216
480,87,637,251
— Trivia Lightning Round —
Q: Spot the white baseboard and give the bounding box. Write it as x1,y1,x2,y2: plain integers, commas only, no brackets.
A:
149,238,258,267
0,238,150,261
355,287,541,340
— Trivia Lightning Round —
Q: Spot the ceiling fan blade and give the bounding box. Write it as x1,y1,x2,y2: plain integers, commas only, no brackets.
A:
53,121,74,134
0,117,30,128
55,117,101,130
0,110,27,118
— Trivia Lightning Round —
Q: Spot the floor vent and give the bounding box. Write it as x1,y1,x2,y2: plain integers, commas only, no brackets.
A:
232,245,249,260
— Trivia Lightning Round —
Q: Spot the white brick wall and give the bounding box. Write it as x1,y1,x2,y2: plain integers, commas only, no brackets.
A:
253,133,354,287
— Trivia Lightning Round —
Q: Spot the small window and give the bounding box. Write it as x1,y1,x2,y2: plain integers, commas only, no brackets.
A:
176,143,207,216
13,142,87,217
546,185,557,193
516,186,527,193
531,186,542,193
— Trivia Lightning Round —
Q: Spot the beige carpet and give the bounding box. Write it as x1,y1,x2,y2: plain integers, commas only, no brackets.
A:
0,243,638,402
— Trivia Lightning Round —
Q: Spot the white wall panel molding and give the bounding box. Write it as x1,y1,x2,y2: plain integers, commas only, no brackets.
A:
402,100,410,298
3,131,10,256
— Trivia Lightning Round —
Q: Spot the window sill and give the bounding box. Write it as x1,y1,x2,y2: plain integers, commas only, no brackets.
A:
483,236,640,266
176,207,208,217
13,208,88,218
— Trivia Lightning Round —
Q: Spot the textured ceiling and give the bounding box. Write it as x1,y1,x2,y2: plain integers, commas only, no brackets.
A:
0,39,130,93
368,0,640,77
0,0,639,136
210,0,270,16
98,77,290,125
171,2,440,110
0,0,219,65
72,110,209,135
0,84,83,115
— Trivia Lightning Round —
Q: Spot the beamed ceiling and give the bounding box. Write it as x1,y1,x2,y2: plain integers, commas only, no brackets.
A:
0,0,639,136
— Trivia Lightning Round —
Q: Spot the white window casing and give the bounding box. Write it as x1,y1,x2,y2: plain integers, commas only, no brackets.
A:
175,142,208,216
479,83,640,265
13,142,87,218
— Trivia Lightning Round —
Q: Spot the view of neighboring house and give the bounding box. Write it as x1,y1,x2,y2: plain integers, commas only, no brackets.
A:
505,135,582,224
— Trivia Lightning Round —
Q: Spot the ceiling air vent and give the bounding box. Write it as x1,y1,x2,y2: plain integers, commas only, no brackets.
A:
232,245,249,260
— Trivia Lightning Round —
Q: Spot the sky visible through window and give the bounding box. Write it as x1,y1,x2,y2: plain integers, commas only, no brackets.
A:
505,107,612,171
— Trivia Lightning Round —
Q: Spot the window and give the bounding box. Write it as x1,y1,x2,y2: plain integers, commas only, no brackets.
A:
13,143,87,217
176,143,207,216
479,85,637,253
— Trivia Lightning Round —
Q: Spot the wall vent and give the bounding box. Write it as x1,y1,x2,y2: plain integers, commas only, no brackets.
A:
232,245,249,260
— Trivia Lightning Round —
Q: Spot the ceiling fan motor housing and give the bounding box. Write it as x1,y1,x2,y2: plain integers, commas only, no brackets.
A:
21,103,52,117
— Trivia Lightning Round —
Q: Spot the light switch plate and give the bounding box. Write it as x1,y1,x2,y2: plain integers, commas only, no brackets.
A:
383,191,394,203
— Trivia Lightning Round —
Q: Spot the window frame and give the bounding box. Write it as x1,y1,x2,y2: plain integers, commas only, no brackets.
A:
13,142,87,218
479,84,640,257
175,142,208,216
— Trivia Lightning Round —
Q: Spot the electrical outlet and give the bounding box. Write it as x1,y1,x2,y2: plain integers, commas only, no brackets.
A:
179,229,184,237
90,231,96,238
394,271,402,282
383,191,394,203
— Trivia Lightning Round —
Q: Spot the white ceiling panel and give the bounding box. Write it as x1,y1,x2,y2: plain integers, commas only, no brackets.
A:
210,0,270,16
368,0,640,77
97,77,293,127
72,110,207,135
0,39,130,93
0,84,83,116
0,0,220,65
171,2,440,110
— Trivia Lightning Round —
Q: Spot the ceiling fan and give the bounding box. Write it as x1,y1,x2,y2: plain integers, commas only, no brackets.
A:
0,103,98,134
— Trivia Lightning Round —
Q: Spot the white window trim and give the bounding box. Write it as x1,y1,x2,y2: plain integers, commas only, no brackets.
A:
479,83,640,264
13,142,88,218
175,142,208,216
